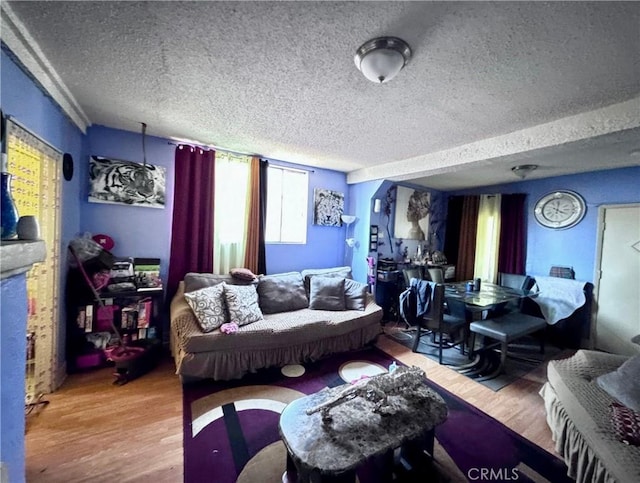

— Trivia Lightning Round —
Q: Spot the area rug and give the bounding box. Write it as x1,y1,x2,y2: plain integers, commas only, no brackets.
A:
183,348,572,483
386,327,567,392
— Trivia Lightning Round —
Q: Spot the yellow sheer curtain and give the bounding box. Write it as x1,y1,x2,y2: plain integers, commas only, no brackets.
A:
7,119,61,397
213,152,252,274
473,194,501,284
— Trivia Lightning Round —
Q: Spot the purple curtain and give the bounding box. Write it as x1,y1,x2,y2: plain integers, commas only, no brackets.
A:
498,193,526,275
444,196,464,264
167,145,215,299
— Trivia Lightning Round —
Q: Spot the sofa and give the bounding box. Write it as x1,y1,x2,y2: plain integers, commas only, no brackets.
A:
540,350,640,483
170,266,383,381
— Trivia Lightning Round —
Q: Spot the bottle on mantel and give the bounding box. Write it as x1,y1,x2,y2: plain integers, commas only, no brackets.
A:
1,152,19,240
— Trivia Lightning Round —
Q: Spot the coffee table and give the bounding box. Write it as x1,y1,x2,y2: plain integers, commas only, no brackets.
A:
278,377,447,482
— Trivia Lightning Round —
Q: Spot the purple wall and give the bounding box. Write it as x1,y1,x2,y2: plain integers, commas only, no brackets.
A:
450,166,640,282
265,160,349,274
84,125,175,282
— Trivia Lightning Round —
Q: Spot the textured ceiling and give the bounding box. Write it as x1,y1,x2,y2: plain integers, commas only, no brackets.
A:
3,1,640,189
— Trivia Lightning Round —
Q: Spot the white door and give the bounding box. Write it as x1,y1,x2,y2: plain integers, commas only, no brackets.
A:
594,204,640,356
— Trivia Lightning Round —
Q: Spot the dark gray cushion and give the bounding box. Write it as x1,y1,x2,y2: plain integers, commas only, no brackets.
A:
257,272,308,314
309,277,346,311
344,279,367,311
597,354,640,411
184,272,255,293
301,266,352,296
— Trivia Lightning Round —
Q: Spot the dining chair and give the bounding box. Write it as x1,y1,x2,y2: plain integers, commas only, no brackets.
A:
427,267,445,284
487,272,534,316
498,273,534,292
402,267,425,287
408,281,468,364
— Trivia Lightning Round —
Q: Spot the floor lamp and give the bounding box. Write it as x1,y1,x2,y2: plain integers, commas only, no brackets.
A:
341,215,356,265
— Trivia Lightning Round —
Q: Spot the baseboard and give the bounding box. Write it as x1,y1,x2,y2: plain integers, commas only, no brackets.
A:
0,461,8,483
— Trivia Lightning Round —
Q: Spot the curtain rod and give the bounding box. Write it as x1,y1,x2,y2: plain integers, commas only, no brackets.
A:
168,140,315,173
167,140,255,158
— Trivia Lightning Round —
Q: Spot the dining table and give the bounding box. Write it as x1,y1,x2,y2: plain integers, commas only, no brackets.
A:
443,281,542,380
444,281,536,312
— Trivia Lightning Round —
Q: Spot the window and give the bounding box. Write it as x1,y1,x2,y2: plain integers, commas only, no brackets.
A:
266,165,308,243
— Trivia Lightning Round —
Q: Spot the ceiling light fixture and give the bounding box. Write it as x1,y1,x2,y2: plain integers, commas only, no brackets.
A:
354,37,412,84
511,164,538,179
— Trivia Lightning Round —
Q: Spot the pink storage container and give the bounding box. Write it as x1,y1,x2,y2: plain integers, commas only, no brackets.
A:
75,350,104,369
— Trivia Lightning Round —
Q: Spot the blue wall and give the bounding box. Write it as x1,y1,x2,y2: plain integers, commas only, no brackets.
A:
0,274,28,483
1,49,85,365
84,125,175,282
265,160,349,274
82,131,351,277
451,166,640,282
1,50,85,483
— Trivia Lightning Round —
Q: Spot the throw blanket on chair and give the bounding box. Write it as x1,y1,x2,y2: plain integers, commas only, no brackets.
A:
532,276,587,325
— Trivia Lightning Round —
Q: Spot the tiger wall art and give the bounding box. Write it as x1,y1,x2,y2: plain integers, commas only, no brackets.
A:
88,156,166,208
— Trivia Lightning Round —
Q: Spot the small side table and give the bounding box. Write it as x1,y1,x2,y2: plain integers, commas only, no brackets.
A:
278,379,447,482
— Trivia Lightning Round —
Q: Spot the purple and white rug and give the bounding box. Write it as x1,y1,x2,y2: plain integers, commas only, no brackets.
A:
183,347,572,482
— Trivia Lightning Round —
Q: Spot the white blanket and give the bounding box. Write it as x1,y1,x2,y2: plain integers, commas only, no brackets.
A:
532,276,587,325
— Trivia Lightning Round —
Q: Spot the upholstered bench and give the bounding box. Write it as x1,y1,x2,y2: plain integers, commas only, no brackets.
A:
469,312,547,377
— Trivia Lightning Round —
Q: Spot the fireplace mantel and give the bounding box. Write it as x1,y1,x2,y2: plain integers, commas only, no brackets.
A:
0,240,46,279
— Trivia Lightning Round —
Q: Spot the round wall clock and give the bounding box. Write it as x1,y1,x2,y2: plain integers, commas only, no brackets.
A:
534,190,586,229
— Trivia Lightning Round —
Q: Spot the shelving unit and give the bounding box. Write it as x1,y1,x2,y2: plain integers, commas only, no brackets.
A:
65,265,164,373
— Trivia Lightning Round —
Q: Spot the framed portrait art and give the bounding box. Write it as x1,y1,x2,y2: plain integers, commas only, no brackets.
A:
394,186,431,240
313,188,344,226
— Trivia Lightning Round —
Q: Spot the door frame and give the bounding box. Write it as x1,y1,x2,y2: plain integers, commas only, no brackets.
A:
591,202,640,349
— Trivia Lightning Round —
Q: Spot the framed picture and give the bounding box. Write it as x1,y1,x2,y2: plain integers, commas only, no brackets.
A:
88,156,166,208
393,186,431,240
369,225,379,251
313,188,344,226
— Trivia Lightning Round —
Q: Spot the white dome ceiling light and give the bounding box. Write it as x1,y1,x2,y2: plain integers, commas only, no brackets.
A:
354,37,412,84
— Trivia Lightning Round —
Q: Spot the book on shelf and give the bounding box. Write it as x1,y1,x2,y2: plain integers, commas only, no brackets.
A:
134,257,162,290
84,305,94,332
136,298,152,328
76,308,86,330
121,306,138,330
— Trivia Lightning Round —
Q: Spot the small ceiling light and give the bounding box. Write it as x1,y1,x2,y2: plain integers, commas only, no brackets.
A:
354,37,412,84
511,164,538,179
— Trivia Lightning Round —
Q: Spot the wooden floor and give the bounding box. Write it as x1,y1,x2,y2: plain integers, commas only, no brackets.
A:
25,335,561,482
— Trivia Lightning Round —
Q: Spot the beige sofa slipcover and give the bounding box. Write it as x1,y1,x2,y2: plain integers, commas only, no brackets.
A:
170,275,383,381
540,350,640,483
